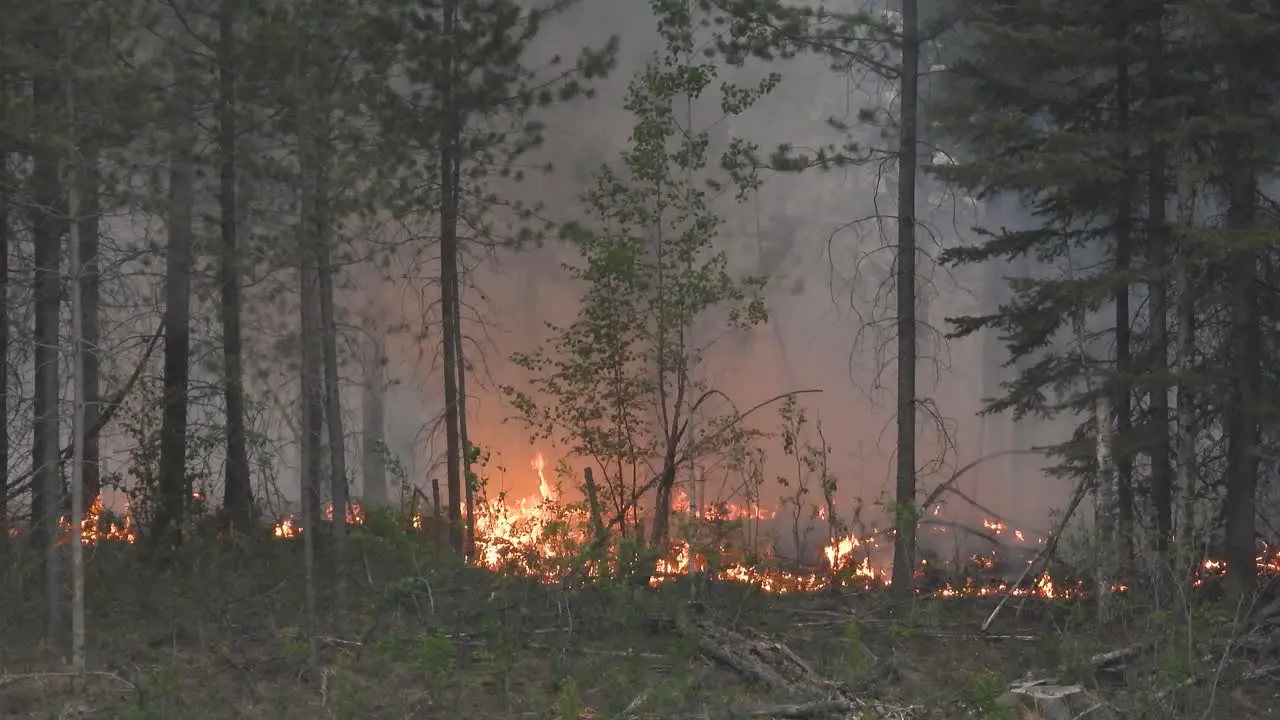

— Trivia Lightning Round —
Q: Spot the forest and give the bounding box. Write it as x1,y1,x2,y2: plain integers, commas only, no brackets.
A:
0,0,1278,717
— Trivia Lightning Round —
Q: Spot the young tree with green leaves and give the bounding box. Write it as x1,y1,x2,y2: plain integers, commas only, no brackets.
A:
504,0,773,587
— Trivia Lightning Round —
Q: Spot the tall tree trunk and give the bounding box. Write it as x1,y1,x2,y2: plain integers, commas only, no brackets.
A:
77,138,101,515
0,78,10,534
361,332,388,508
30,30,63,641
890,0,920,599
1221,24,1261,597
1174,145,1197,579
1094,394,1118,620
298,202,324,614
453,247,474,557
66,69,87,680
218,0,253,528
316,126,349,612
155,76,196,552
1112,42,1134,567
1144,9,1173,555
300,261,324,534
296,45,324,626
439,0,465,554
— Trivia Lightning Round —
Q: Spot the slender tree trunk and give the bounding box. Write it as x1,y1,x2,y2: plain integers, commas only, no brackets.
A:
218,0,253,528
1221,27,1261,597
361,332,388,508
453,261,474,558
890,0,920,599
300,293,324,534
316,126,349,612
1144,11,1173,555
76,137,101,515
1112,44,1134,567
298,191,323,616
294,24,325,632
0,78,10,534
439,0,465,554
30,32,63,640
1174,147,1197,579
155,74,196,552
67,71,87,681
1095,394,1117,621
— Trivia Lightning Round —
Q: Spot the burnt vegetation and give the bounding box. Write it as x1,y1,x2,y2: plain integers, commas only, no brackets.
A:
0,0,1279,718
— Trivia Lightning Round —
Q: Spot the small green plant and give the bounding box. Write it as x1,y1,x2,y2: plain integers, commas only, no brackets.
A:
410,628,456,684
555,675,584,720
840,619,868,679
130,661,182,720
962,670,1009,716
278,625,311,666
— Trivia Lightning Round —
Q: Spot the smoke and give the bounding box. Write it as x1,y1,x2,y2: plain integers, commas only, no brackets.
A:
353,1,1081,544
57,0,1083,547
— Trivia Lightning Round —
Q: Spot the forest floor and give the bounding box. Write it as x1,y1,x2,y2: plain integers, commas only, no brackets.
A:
0,529,1277,719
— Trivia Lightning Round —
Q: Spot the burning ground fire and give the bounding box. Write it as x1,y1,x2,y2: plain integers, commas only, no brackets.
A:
31,452,1280,598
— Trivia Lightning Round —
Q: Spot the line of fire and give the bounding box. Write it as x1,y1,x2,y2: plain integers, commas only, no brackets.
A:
33,450,1280,600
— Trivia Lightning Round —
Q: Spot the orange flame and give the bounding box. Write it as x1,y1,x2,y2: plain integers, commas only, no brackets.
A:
27,455,1280,602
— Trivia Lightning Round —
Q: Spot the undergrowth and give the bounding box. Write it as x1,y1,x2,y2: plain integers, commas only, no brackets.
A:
0,523,1275,719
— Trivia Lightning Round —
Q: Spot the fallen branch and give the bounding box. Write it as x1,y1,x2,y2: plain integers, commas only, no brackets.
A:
0,670,137,691
620,689,651,718
748,698,859,718
981,472,1091,633
1088,641,1153,670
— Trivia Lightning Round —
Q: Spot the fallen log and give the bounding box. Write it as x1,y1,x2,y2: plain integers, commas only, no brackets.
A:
996,679,1118,720
675,608,917,719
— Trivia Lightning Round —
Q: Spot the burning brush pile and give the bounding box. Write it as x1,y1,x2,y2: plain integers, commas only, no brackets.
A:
32,452,1280,599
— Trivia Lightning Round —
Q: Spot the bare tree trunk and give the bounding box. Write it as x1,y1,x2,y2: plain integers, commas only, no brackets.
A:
0,77,10,534
1094,395,1117,621
1173,147,1197,579
1221,33,1261,598
77,137,101,516
298,198,323,623
296,56,323,641
218,0,253,529
30,32,63,641
890,0,920,599
439,0,465,554
361,333,388,508
453,273,474,558
1144,9,1173,558
155,67,196,552
316,131,349,612
66,69,86,683
1112,43,1135,567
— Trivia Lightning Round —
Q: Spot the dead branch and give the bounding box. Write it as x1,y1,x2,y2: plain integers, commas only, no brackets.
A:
747,698,859,718
920,449,1042,514
0,670,137,691
563,389,823,583
5,325,165,505
1088,641,1154,670
981,472,1092,633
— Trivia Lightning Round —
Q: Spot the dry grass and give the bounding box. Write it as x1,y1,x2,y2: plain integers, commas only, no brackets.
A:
0,528,1276,719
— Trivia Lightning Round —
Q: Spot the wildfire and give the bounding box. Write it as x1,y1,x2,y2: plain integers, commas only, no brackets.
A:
29,451,1280,601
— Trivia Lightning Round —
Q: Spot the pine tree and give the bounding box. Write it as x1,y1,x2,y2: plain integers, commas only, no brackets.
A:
928,0,1149,599
364,0,617,553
